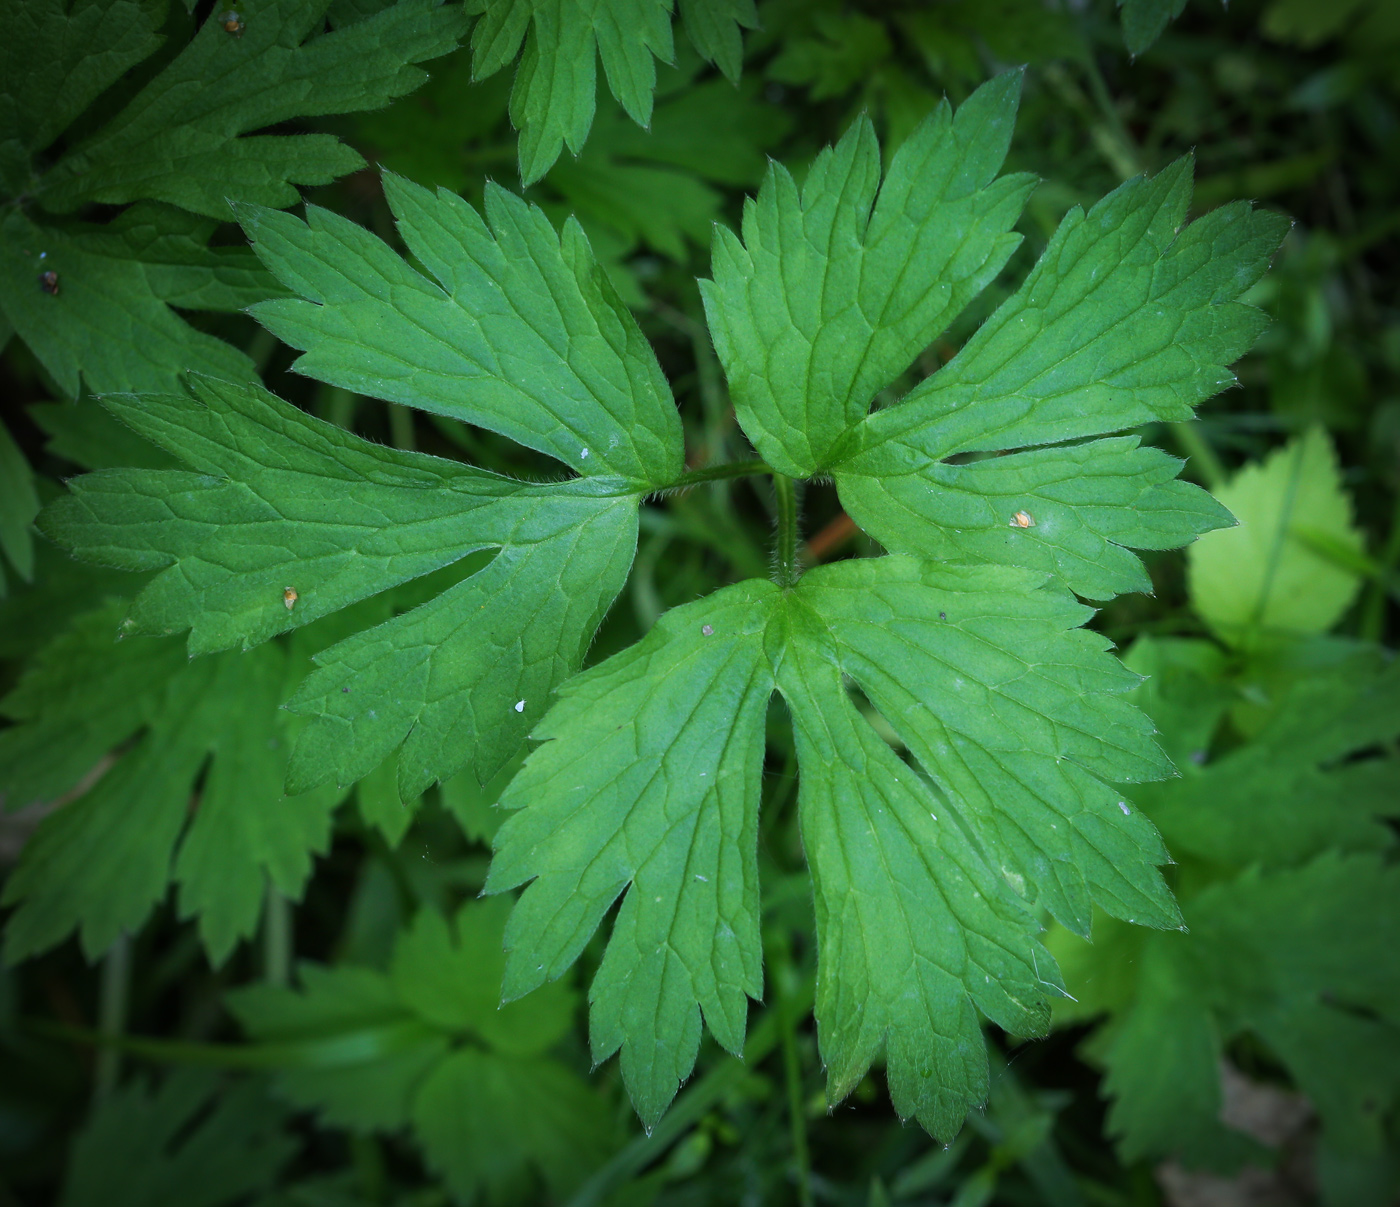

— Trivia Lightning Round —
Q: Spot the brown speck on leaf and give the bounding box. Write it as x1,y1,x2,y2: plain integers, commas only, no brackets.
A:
283,587,298,610
1009,510,1035,528
221,9,244,34
39,270,59,296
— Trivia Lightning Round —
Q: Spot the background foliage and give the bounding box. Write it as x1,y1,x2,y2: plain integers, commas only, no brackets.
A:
2,1,1398,1205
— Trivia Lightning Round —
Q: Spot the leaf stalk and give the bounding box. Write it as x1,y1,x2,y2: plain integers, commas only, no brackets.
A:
665,459,770,492
773,474,801,588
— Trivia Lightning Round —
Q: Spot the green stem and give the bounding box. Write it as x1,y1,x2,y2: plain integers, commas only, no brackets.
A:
1361,491,1400,643
779,987,814,1207
95,934,131,1102
387,403,417,451
1170,421,1228,492
564,978,815,1207
666,458,768,492
27,1017,437,1070
263,881,292,988
1081,54,1141,179
773,474,800,588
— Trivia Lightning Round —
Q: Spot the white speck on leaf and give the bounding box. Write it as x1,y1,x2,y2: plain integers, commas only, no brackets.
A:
514,700,525,712
1119,800,1130,815
580,447,589,459
702,624,714,636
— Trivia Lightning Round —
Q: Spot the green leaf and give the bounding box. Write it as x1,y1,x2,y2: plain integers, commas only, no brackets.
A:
0,0,165,197
391,897,576,1056
59,1069,296,1207
241,173,681,484
487,580,775,1128
1053,648,1400,1176
1127,639,1400,874
41,373,645,799
0,0,465,398
230,961,449,1132
43,170,687,798
0,208,259,397
230,899,607,1199
45,77,1284,1142
701,72,1035,479
413,1046,608,1203
1117,0,1189,57
0,600,186,808
491,557,1173,1134
1188,425,1365,647
1095,855,1400,1167
1097,939,1252,1166
677,0,757,83
355,754,423,847
36,0,468,217
468,0,758,185
0,416,39,588
1,628,342,964
829,157,1278,601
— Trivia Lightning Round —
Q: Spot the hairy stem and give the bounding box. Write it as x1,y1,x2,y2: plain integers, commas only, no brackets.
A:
773,474,801,588
667,458,769,492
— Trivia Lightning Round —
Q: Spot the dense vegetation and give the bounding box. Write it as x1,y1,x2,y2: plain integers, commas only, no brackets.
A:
1,1,1397,1205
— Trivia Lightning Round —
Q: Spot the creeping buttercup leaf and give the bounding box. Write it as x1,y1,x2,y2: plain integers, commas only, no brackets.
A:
0,416,40,594
1188,425,1364,647
60,1069,295,1207
0,605,344,964
490,557,1172,1134
467,0,759,185
42,166,685,799
229,899,608,1204
48,75,1284,1137
1051,640,1400,1185
0,0,465,397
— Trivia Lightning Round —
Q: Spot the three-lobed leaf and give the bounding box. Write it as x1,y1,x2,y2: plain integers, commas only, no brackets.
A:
40,72,1287,1137
0,604,344,964
0,0,464,398
1051,640,1400,1175
230,898,607,1203
468,0,759,185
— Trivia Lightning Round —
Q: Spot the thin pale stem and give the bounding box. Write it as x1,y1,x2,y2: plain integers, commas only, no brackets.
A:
780,989,814,1207
95,933,131,1102
263,880,292,988
772,474,800,588
1171,421,1227,492
387,403,417,451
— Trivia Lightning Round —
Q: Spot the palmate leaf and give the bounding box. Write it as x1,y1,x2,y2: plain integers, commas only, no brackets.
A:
0,600,345,964
41,167,683,799
1051,640,1400,1190
43,74,1285,1136
60,1068,295,1207
0,0,465,397
468,0,759,185
229,898,608,1203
